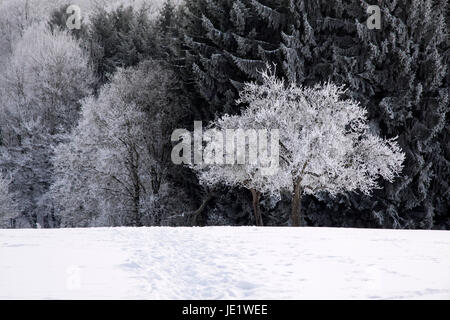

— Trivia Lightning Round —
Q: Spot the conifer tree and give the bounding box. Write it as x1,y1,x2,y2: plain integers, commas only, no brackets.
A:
86,5,157,86
178,0,290,119
278,0,449,228
350,0,448,228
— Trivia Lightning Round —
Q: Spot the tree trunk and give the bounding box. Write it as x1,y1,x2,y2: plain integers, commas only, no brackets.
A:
291,177,302,227
133,193,141,227
250,189,263,226
151,166,161,195
191,191,214,226
129,148,142,227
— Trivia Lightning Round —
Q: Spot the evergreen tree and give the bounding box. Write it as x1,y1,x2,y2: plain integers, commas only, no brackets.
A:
178,0,291,119
277,0,449,228
155,0,186,65
350,0,448,228
86,5,158,86
157,0,177,34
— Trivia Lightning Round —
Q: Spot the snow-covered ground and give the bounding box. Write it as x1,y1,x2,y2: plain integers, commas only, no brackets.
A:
0,227,449,299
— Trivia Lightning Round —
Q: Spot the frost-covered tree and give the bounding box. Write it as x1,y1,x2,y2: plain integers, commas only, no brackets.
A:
0,23,94,133
190,116,286,226
51,97,150,226
157,0,177,34
194,70,405,226
0,23,94,227
0,174,18,228
0,0,60,62
50,60,189,227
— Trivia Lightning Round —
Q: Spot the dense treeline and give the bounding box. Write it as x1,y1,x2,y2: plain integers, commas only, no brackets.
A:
0,0,448,229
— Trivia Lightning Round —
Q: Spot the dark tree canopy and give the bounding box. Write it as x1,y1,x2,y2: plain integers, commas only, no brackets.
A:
176,0,449,228
85,5,158,86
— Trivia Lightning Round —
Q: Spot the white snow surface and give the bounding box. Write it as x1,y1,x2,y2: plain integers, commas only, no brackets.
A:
0,227,449,299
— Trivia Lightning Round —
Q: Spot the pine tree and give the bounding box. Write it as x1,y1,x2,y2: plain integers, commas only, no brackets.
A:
277,0,449,228
354,0,448,228
155,0,186,65
178,0,291,119
86,5,158,86
157,0,177,34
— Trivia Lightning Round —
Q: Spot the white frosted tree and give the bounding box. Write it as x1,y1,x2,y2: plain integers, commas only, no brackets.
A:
0,22,94,133
190,117,288,226
0,174,18,228
50,60,187,227
193,69,405,226
0,0,58,62
51,96,149,227
0,22,94,227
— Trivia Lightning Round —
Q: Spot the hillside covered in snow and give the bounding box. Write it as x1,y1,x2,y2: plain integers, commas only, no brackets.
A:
1,227,449,299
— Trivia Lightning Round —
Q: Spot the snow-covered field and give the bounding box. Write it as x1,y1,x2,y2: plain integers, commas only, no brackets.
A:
0,227,449,299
